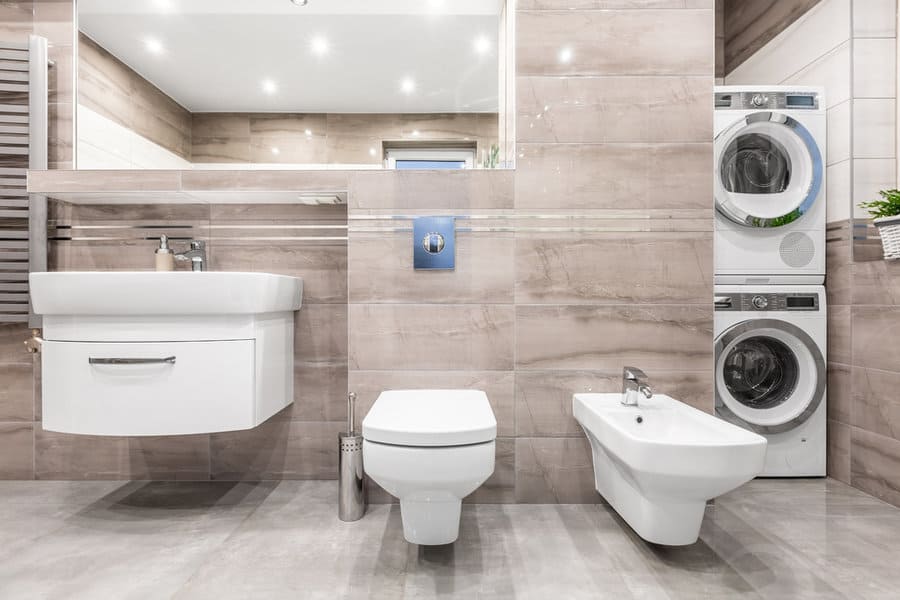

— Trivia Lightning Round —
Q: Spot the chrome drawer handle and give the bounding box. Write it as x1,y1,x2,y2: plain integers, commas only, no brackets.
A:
89,356,176,365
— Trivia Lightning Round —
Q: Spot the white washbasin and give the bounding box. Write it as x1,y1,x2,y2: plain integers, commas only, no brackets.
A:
574,392,767,545
30,271,303,316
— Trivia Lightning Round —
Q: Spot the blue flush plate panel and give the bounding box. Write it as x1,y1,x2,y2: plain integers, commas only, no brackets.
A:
413,216,456,270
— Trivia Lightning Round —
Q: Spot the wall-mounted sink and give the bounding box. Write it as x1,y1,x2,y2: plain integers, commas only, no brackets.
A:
29,271,303,437
31,271,302,315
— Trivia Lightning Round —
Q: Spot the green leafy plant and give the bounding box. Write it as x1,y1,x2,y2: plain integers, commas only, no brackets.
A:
859,189,900,220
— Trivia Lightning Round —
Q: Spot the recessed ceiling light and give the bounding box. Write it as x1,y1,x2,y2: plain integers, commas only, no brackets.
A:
304,129,313,137
261,79,278,94
291,0,309,5
411,130,420,137
144,37,164,55
271,147,280,155
310,35,329,56
369,147,377,157
474,36,490,55
558,46,574,64
400,77,416,94
154,0,174,12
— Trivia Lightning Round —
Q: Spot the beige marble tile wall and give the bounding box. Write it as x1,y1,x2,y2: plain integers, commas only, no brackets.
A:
348,2,715,503
35,1,75,169
79,33,192,161
191,113,499,166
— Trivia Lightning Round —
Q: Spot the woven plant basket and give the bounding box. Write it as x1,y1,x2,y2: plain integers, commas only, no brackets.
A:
874,215,900,260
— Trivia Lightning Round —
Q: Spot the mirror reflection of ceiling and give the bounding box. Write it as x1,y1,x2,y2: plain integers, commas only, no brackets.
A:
77,0,503,113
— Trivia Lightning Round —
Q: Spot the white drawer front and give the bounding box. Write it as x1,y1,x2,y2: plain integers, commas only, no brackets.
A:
42,340,255,436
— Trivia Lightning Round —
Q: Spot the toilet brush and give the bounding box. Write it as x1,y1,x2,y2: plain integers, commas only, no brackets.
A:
338,392,367,521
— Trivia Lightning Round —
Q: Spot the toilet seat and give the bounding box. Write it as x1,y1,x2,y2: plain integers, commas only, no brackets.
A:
362,389,496,447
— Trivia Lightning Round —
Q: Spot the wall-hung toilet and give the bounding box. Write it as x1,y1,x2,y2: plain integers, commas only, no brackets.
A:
362,390,496,545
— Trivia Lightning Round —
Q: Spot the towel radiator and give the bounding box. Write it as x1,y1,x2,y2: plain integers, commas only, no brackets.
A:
0,35,48,326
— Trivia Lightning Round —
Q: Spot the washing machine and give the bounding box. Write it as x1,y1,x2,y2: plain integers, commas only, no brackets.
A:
714,86,826,285
714,285,826,477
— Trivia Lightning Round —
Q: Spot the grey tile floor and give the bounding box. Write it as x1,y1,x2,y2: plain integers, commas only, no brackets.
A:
0,478,897,599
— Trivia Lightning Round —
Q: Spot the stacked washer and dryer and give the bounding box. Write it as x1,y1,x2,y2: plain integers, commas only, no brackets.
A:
713,86,827,477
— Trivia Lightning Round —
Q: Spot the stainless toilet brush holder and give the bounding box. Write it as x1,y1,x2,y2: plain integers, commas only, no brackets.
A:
338,392,366,521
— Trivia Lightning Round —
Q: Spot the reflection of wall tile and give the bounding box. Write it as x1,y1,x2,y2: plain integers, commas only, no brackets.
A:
518,77,711,143
349,232,515,304
515,437,596,503
78,34,191,161
517,10,713,76
349,304,515,371
516,233,712,304
516,143,712,209
348,370,515,437
517,305,713,371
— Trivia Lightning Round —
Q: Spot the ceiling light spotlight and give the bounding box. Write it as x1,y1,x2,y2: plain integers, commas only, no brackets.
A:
291,0,309,5
474,35,490,55
310,35,329,56
304,129,313,137
261,79,278,95
271,147,280,155
400,77,416,94
144,37,164,55
558,46,574,64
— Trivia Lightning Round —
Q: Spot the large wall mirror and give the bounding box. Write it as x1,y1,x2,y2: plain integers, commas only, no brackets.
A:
74,0,515,170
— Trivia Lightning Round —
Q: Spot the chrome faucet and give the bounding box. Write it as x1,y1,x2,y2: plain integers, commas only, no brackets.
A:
175,240,207,272
622,366,653,406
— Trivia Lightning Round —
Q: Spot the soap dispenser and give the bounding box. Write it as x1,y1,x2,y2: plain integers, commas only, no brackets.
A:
155,235,175,271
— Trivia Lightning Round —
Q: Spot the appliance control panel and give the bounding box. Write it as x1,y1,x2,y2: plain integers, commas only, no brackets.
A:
715,91,820,111
714,292,820,312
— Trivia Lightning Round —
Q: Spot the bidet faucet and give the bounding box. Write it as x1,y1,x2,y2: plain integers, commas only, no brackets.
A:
175,240,207,272
622,366,653,406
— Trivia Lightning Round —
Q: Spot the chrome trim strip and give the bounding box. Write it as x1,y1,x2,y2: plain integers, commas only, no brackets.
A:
714,318,826,434
715,112,823,228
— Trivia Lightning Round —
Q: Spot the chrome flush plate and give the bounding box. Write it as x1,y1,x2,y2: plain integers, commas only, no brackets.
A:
413,216,455,270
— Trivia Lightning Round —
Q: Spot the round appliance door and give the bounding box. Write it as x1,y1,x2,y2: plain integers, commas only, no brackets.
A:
715,318,825,434
715,112,823,228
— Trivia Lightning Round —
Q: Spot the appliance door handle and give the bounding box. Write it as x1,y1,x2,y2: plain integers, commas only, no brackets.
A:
88,356,176,366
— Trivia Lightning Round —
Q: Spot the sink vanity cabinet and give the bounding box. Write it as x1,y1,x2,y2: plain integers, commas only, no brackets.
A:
30,272,303,436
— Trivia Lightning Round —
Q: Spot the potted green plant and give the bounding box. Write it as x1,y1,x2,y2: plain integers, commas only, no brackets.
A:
859,189,900,260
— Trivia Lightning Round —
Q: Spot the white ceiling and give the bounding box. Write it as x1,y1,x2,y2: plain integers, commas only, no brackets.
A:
78,0,503,114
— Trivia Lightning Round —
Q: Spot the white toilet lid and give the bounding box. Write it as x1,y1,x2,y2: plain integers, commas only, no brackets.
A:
362,389,497,447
